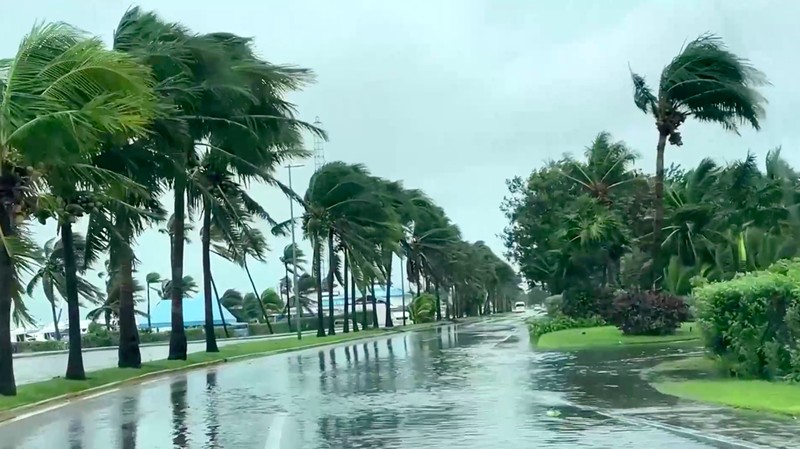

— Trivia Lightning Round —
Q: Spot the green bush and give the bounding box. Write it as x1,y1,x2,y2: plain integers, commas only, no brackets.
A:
527,315,606,340
694,264,800,380
562,285,615,320
13,340,66,353
611,290,688,336
544,295,563,317
409,294,436,323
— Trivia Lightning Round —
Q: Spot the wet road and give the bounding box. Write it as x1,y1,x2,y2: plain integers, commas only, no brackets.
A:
13,332,317,385
2,317,799,448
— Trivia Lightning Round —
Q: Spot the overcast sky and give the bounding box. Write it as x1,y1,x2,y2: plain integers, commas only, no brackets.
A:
3,0,797,323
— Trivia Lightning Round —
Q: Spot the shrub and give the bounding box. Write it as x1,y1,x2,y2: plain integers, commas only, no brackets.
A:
543,295,563,317
611,290,688,336
695,268,800,379
527,315,606,340
13,340,66,353
561,285,615,320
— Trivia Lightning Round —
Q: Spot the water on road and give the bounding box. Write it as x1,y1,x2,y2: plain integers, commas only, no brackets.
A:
1,318,798,448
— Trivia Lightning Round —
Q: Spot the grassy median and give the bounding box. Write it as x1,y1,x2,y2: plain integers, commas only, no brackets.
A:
0,330,385,413
648,355,800,416
536,322,699,350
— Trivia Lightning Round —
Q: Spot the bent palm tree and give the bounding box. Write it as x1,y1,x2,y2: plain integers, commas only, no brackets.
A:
630,34,768,282
26,235,102,340
0,23,157,387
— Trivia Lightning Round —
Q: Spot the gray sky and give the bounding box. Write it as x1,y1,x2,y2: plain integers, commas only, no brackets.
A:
3,0,797,322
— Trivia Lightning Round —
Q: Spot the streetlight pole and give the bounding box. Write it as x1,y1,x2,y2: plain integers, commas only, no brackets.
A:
287,163,304,340
400,254,406,326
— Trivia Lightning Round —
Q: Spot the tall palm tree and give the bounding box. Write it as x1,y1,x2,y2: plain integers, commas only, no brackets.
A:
279,244,306,329
0,22,157,386
26,235,102,341
630,34,768,282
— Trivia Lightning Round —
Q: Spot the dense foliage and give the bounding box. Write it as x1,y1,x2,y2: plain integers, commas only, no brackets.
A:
527,315,606,340
694,260,800,380
504,36,772,308
611,290,688,336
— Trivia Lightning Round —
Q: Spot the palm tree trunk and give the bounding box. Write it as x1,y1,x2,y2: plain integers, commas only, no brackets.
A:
62,221,86,380
51,301,61,341
434,282,442,321
201,206,219,353
369,280,378,328
326,229,336,335
652,132,667,287
283,264,291,331
351,271,359,332
361,279,368,330
313,238,326,337
210,275,229,338
117,228,142,368
416,279,422,298
343,250,349,333
384,257,393,327
146,283,152,331
244,260,273,334
168,174,187,360
0,204,17,395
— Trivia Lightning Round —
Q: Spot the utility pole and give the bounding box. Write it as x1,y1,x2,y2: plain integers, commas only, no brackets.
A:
286,163,304,340
400,254,406,326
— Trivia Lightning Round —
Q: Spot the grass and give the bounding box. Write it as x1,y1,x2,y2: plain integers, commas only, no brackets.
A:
646,355,800,416
647,355,721,375
0,330,384,413
654,380,800,416
535,322,699,350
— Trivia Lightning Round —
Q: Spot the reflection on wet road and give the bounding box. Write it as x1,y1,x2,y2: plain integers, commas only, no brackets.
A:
1,318,799,448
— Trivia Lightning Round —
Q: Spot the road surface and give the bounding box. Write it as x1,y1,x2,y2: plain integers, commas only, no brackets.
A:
12,331,320,385
1,317,798,448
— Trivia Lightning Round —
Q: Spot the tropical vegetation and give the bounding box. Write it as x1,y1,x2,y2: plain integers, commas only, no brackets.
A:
0,8,516,397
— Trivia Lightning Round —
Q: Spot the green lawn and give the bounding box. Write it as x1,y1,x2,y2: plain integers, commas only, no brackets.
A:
0,330,383,413
535,322,699,350
655,379,800,415
647,355,800,416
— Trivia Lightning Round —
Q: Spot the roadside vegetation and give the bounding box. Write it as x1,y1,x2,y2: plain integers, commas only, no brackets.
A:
505,32,800,414
0,8,521,398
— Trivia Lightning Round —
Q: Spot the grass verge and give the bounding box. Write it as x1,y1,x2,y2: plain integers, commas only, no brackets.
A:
654,380,800,416
536,322,699,350
648,355,800,416
0,329,389,414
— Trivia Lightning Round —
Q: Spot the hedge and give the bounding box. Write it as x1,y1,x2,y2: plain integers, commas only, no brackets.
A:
694,260,800,380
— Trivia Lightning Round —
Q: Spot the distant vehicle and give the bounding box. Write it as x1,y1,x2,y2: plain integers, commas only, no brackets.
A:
513,301,526,313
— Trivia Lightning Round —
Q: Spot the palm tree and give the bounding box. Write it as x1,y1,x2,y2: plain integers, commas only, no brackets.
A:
26,235,102,341
630,34,768,282
88,261,147,331
302,163,388,337
280,244,306,330
144,272,162,330
0,21,158,386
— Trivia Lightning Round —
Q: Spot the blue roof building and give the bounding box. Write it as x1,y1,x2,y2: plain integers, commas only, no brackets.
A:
142,297,237,330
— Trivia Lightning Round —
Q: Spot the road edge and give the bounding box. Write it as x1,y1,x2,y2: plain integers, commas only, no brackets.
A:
0,318,488,424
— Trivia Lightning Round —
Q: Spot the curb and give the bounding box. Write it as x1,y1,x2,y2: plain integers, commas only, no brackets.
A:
13,331,318,359
0,319,472,423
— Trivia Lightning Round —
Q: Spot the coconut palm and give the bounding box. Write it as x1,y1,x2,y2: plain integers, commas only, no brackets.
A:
280,244,306,329
144,272,162,330
0,21,158,387
630,34,768,281
26,235,102,341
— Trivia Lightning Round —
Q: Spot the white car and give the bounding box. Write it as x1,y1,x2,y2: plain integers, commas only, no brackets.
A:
513,301,526,313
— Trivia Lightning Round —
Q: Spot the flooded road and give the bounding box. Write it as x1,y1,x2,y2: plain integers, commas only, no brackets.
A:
1,317,798,448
